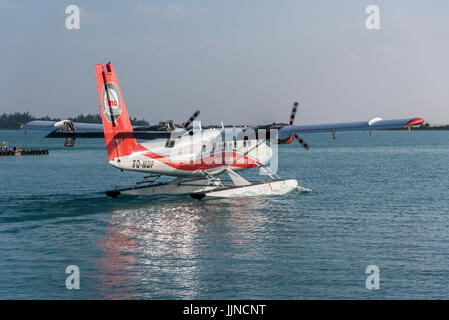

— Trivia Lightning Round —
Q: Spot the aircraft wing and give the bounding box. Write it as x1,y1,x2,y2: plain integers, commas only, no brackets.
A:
21,120,171,141
277,117,424,139
44,131,171,139
22,120,178,135
22,120,104,132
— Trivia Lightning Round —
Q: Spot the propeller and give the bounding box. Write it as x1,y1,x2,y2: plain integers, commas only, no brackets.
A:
287,102,310,150
183,110,200,128
289,102,298,126
294,134,310,150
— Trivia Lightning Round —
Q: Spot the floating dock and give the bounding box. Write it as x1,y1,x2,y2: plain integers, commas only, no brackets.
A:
0,147,49,156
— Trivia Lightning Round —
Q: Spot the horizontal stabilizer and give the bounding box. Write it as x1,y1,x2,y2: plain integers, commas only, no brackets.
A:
45,130,171,140
22,120,104,132
23,120,171,140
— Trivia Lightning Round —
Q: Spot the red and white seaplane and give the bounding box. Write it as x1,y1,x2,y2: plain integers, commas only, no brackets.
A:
23,62,425,199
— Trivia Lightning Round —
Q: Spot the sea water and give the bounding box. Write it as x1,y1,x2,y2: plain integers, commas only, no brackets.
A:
0,129,448,299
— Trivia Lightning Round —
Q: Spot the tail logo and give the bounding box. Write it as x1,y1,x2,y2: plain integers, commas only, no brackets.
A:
101,82,122,122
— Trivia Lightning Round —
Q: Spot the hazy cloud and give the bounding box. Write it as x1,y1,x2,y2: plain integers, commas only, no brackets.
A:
135,2,162,16
1,1,448,125
164,4,186,18
135,2,207,18
0,0,18,9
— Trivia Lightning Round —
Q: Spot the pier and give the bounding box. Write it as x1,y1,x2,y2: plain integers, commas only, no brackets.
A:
0,145,49,157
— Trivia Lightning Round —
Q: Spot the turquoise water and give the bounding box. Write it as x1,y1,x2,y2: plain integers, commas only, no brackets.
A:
1,129,449,299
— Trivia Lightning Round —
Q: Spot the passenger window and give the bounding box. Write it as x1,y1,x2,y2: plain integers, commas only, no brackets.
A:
165,139,175,148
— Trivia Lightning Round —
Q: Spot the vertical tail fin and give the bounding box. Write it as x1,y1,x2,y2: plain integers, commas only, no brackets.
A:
95,62,145,160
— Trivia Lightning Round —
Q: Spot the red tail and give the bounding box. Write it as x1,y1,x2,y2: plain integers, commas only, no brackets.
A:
95,62,145,161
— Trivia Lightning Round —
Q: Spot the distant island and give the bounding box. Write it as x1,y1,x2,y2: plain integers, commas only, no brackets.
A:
0,112,447,131
0,112,150,130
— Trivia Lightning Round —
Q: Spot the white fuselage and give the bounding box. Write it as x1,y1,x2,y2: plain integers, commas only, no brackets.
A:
108,128,273,177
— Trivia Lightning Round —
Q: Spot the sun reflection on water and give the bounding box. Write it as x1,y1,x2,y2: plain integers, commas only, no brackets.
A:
95,197,276,299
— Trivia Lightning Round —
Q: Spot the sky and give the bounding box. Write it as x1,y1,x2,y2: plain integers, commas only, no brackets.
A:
1,0,449,125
